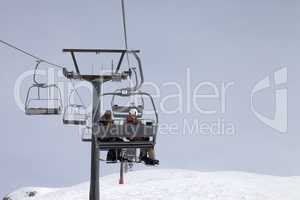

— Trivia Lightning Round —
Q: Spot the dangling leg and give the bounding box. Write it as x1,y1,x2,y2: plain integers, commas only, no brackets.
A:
147,148,159,165
106,149,117,163
139,148,147,160
106,138,123,163
148,148,156,160
140,148,159,166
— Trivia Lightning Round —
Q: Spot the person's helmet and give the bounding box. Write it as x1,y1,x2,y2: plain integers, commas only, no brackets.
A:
129,108,137,116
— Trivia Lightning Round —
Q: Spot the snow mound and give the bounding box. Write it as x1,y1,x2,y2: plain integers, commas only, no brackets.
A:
5,169,300,200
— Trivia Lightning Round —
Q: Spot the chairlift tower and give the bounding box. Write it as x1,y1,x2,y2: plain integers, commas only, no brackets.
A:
62,48,140,200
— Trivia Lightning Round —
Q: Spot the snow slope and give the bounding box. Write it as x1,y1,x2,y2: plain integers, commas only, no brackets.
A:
5,169,300,200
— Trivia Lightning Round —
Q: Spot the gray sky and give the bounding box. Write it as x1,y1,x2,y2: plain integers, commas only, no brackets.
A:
1,0,300,197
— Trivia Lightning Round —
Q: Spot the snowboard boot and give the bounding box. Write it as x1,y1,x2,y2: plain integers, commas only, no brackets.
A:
140,156,159,166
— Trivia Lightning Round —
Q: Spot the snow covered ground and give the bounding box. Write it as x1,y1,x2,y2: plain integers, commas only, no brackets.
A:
4,169,300,200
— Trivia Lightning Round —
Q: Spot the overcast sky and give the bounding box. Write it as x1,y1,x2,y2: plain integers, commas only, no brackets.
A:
1,0,300,197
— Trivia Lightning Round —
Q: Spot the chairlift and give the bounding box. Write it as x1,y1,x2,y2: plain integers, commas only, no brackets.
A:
25,61,63,115
63,86,88,125
97,90,158,150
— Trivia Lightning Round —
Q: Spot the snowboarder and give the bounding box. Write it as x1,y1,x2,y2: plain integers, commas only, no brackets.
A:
99,110,122,162
126,108,159,166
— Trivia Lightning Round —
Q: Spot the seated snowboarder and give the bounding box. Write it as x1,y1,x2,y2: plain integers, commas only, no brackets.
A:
99,110,122,162
126,109,159,166
99,110,113,126
126,109,139,124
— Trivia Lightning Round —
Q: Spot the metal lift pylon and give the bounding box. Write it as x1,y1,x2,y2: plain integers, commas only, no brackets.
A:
90,81,101,200
62,48,140,200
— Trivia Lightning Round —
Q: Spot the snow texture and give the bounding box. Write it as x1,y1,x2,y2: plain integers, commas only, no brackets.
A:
5,169,300,200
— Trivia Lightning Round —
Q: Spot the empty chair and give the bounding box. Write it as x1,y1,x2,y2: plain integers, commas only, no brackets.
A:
63,104,87,125
25,60,63,115
63,86,88,125
25,84,63,115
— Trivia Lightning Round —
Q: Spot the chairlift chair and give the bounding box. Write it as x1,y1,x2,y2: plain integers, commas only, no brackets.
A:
63,104,87,125
63,88,88,125
97,90,158,150
25,84,63,115
25,61,63,115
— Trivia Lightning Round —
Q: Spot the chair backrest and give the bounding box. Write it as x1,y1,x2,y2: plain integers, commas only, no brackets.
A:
112,105,143,118
25,84,63,115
